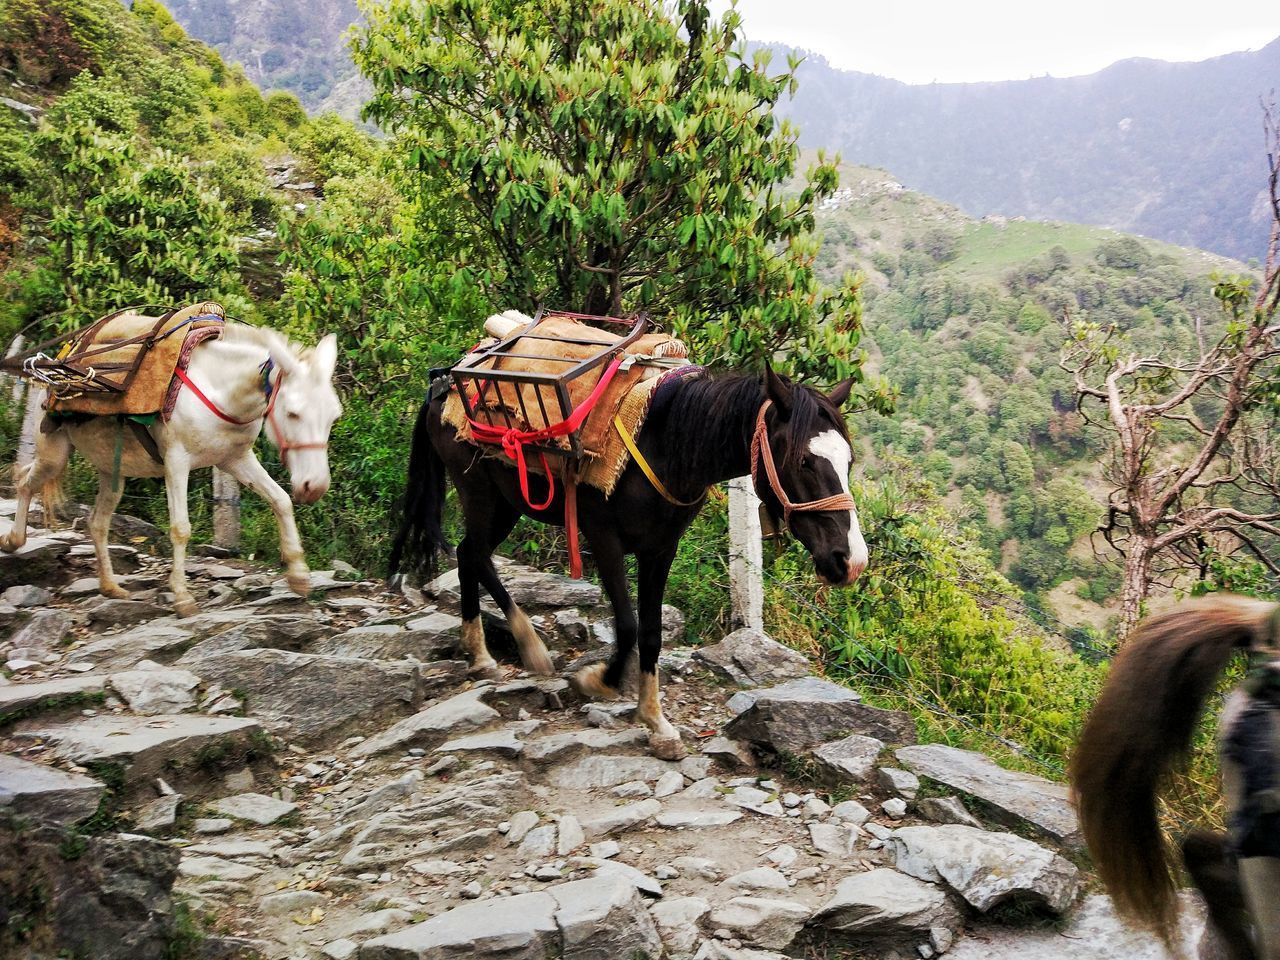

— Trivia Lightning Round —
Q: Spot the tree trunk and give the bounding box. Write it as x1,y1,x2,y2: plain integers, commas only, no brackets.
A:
1119,542,1153,640
728,476,764,631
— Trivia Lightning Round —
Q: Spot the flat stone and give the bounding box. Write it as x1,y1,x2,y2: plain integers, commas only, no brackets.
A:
701,737,756,770
0,753,104,826
82,598,168,628
891,824,1081,914
895,744,1079,845
693,628,812,687
550,754,673,790
14,714,263,792
210,792,298,826
436,727,525,757
108,665,201,715
311,622,460,661
517,824,557,858
571,857,664,898
725,677,917,753
351,688,499,758
581,798,661,838
810,868,960,939
2,585,52,607
193,818,233,834
185,839,278,859
178,855,262,882
75,620,197,670
655,806,744,829
359,887,559,958
0,674,105,719
557,814,584,855
523,727,647,763
811,734,885,784
708,897,809,950
184,648,420,742
723,867,790,893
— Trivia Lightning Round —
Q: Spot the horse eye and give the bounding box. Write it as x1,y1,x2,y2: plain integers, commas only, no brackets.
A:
800,456,811,469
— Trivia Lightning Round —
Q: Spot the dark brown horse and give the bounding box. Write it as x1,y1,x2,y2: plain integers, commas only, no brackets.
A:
389,363,867,759
1071,595,1280,959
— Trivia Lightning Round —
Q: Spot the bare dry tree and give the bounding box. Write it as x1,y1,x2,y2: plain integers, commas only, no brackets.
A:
1062,101,1280,638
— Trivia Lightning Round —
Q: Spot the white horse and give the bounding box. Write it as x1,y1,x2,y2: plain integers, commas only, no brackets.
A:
1,323,342,617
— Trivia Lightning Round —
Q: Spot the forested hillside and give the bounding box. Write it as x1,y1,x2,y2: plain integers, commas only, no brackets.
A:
780,39,1280,260
807,165,1252,635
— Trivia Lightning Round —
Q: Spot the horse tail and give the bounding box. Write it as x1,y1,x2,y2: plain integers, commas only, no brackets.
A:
1070,594,1276,941
387,396,450,581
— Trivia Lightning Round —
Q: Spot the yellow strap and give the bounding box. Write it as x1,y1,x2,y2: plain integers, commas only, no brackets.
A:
613,414,704,507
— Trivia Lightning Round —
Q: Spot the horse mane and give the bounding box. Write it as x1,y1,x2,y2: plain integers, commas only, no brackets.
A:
649,370,849,479
1069,594,1275,943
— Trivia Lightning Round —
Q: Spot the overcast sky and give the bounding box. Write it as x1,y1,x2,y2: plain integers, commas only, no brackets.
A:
707,0,1279,84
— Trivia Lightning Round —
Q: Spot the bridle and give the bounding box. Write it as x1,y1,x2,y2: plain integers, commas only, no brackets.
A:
750,400,856,524
175,358,330,466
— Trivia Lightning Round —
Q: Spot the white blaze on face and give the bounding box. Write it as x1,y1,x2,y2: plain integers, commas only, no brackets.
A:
809,429,869,581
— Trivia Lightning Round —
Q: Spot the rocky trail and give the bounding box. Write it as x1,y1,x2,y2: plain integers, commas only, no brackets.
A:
1,497,1207,960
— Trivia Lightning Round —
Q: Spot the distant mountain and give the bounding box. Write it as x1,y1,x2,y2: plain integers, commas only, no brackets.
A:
157,0,367,117
156,0,1277,258
777,39,1280,260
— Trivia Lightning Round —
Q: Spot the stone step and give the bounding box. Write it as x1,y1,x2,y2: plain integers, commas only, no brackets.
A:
0,753,105,826
12,713,265,797
0,674,106,724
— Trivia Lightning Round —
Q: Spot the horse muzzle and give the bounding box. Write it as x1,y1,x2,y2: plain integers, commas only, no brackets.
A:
292,478,329,504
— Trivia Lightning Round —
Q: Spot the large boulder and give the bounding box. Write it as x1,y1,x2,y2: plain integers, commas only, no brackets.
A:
724,677,917,754
895,744,1080,846
693,628,812,687
358,874,662,959
108,663,201,715
311,619,461,661
890,824,1082,914
350,688,500,759
0,536,70,589
0,823,180,960
187,648,421,742
810,734,885,785
708,897,809,950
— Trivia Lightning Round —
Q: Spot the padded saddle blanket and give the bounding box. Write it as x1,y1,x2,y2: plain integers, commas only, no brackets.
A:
44,302,226,419
442,314,690,496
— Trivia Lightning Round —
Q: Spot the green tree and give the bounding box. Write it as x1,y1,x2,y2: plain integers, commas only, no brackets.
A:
353,0,884,392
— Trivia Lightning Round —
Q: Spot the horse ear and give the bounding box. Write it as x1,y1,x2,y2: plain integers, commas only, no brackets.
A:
762,364,793,414
313,334,338,378
263,331,302,377
828,378,854,408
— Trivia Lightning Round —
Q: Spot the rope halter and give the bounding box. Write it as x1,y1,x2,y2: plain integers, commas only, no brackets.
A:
750,399,856,524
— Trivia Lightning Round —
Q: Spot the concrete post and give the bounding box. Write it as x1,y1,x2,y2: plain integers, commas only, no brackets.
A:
211,468,241,551
728,475,764,631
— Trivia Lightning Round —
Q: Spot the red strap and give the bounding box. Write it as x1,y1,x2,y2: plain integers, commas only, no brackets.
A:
465,354,626,508
175,368,261,425
564,473,581,578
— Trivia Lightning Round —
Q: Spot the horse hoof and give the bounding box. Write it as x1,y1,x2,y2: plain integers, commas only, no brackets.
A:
572,663,620,702
286,572,311,597
468,661,505,682
0,534,19,553
649,733,687,761
99,585,131,600
174,598,199,618
521,648,557,677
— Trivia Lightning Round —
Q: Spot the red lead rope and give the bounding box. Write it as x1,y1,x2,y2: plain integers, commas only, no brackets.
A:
465,354,626,577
